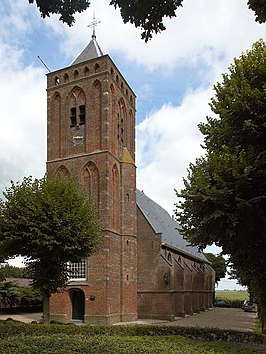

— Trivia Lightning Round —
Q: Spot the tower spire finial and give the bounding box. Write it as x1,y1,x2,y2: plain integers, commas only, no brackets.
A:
88,12,101,39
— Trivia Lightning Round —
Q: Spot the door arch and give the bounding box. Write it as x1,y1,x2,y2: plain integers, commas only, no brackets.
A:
71,289,85,321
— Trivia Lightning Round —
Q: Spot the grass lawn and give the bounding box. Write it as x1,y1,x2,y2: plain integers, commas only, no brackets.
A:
0,334,264,354
215,290,249,301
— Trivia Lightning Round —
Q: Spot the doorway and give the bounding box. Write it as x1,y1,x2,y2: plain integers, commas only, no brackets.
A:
72,290,85,321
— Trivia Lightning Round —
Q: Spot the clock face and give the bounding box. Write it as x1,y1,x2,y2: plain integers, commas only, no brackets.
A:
72,128,84,146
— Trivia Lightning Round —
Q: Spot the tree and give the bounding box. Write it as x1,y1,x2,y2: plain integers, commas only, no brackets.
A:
29,0,266,41
0,264,29,280
0,176,102,323
28,0,90,27
0,280,42,310
248,0,266,23
175,40,266,332
204,253,226,285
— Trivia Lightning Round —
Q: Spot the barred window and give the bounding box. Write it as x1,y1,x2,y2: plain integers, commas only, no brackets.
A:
68,259,87,281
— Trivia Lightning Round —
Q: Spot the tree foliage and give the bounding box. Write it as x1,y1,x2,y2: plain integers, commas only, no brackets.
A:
29,0,266,41
28,0,91,27
204,253,226,284
175,40,266,330
0,176,102,322
0,280,42,309
248,0,266,23
0,264,29,280
110,0,182,41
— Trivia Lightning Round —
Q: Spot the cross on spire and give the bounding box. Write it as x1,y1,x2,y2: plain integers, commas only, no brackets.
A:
88,13,101,39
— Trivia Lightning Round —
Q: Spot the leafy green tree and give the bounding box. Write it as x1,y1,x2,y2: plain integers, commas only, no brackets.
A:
0,264,29,280
29,0,266,41
0,280,42,309
0,281,18,308
0,176,102,323
204,253,226,285
28,0,90,26
248,0,266,23
175,40,266,332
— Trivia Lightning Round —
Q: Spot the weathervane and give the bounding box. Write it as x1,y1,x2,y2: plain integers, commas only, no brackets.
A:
88,13,101,38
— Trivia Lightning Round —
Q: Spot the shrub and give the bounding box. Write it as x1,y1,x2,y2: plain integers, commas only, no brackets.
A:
0,321,264,344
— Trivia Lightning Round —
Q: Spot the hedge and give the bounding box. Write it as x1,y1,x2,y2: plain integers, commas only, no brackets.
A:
0,319,264,344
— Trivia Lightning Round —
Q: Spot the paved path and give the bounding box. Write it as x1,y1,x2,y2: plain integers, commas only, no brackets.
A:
0,308,256,332
0,312,42,323
165,308,256,332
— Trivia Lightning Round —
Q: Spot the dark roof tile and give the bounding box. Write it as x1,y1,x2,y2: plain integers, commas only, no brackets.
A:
136,189,207,262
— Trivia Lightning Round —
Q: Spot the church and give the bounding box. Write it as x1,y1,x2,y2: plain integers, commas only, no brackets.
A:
46,29,215,324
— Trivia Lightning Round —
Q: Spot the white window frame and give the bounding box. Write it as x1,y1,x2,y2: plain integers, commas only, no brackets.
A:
68,259,87,281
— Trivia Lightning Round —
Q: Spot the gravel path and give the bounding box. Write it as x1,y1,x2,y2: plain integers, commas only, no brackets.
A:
0,308,256,332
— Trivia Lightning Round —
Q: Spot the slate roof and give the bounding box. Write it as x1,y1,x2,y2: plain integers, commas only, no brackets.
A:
136,189,208,262
71,35,103,65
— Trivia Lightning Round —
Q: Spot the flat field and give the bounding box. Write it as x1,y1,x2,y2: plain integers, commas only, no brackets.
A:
215,290,248,301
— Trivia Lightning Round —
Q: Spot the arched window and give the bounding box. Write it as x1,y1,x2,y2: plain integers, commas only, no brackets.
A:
68,88,86,127
50,92,62,159
111,164,119,230
64,73,69,83
84,67,89,76
74,70,79,79
82,163,99,206
56,165,70,178
117,99,126,145
54,76,60,85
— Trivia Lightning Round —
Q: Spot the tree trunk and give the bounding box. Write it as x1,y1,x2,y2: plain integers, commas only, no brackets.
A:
42,293,51,324
260,302,266,334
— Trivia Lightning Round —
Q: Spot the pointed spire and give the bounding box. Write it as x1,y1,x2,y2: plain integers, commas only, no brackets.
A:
71,13,103,66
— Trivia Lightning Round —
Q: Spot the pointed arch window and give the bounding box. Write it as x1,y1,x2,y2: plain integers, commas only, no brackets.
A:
167,252,172,264
117,99,126,145
74,70,79,79
112,164,120,230
82,163,99,206
84,67,89,76
69,89,86,127
64,73,69,83
56,165,70,178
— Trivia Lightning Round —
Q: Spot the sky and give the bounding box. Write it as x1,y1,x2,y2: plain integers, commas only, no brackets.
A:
1,0,265,290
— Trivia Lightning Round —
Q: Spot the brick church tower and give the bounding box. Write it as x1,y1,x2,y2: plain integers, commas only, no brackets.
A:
46,30,137,324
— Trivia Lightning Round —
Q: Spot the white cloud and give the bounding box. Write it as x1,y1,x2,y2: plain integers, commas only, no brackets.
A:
136,86,213,214
0,42,46,194
48,0,266,71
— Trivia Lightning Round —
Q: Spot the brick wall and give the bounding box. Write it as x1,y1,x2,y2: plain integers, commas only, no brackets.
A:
137,207,215,320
